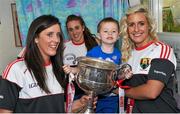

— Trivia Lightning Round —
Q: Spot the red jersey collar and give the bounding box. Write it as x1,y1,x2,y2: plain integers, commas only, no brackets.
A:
72,40,85,45
44,61,51,66
135,41,154,51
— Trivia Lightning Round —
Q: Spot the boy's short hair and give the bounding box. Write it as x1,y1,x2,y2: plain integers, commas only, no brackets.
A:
97,17,120,33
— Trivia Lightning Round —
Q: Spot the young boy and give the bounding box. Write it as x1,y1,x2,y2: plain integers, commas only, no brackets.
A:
63,17,131,113
86,17,121,113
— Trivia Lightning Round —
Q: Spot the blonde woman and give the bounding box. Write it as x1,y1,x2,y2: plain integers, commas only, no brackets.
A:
120,5,180,112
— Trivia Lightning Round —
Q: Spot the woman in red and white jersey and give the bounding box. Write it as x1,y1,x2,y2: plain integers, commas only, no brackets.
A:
119,5,180,113
0,15,92,113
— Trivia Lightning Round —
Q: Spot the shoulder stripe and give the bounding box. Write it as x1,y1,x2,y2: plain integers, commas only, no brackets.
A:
158,42,164,58
2,58,24,79
164,44,170,59
158,42,171,59
162,43,168,58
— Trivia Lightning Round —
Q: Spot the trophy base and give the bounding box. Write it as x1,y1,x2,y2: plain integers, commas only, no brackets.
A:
84,108,94,114
73,106,94,114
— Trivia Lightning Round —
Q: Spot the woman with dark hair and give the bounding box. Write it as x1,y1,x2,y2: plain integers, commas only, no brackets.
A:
65,14,99,51
63,14,99,100
0,15,91,113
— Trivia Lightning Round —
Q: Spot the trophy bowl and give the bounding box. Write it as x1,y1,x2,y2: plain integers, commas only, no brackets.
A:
76,56,117,113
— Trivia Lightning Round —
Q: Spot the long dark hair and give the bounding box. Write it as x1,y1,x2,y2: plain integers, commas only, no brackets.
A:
66,14,98,51
24,15,66,93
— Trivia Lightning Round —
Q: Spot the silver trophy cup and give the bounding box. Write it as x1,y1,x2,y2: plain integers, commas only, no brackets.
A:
76,56,118,113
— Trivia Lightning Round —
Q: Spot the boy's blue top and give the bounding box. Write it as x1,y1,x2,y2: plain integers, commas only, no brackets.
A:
86,45,122,113
86,45,121,64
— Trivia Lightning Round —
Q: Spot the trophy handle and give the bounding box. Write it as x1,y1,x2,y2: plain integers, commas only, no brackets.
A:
116,63,132,80
112,69,118,81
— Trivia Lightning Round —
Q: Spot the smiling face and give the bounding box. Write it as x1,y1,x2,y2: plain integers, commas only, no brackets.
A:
35,24,60,63
67,20,84,44
98,22,119,45
127,12,150,48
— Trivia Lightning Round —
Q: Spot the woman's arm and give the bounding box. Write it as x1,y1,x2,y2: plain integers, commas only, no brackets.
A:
0,109,13,113
125,79,164,100
125,58,175,100
71,95,89,112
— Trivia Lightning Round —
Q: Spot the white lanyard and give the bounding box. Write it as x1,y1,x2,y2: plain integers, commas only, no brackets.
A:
66,73,76,113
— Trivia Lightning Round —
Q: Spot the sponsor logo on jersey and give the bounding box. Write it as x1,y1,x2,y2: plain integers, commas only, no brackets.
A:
112,55,117,61
64,54,77,65
140,58,151,69
29,83,38,88
154,70,166,76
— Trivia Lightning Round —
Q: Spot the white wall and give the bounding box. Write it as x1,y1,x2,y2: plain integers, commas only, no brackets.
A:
0,0,22,75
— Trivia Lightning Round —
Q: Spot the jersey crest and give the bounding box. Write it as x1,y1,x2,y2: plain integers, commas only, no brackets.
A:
140,58,151,69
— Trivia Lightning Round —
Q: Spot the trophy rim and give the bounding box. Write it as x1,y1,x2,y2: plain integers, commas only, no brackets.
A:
76,56,117,70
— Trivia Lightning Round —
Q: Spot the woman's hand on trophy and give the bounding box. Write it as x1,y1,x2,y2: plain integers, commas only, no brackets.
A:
124,67,133,79
63,65,71,74
72,95,97,113
79,95,98,109
117,63,133,80
63,65,79,74
93,96,98,110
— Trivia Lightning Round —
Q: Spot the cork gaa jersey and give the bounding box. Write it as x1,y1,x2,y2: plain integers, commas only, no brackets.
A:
63,40,87,66
0,58,65,113
128,41,177,74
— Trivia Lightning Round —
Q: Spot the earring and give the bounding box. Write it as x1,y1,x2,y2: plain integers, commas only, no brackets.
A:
35,39,38,43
